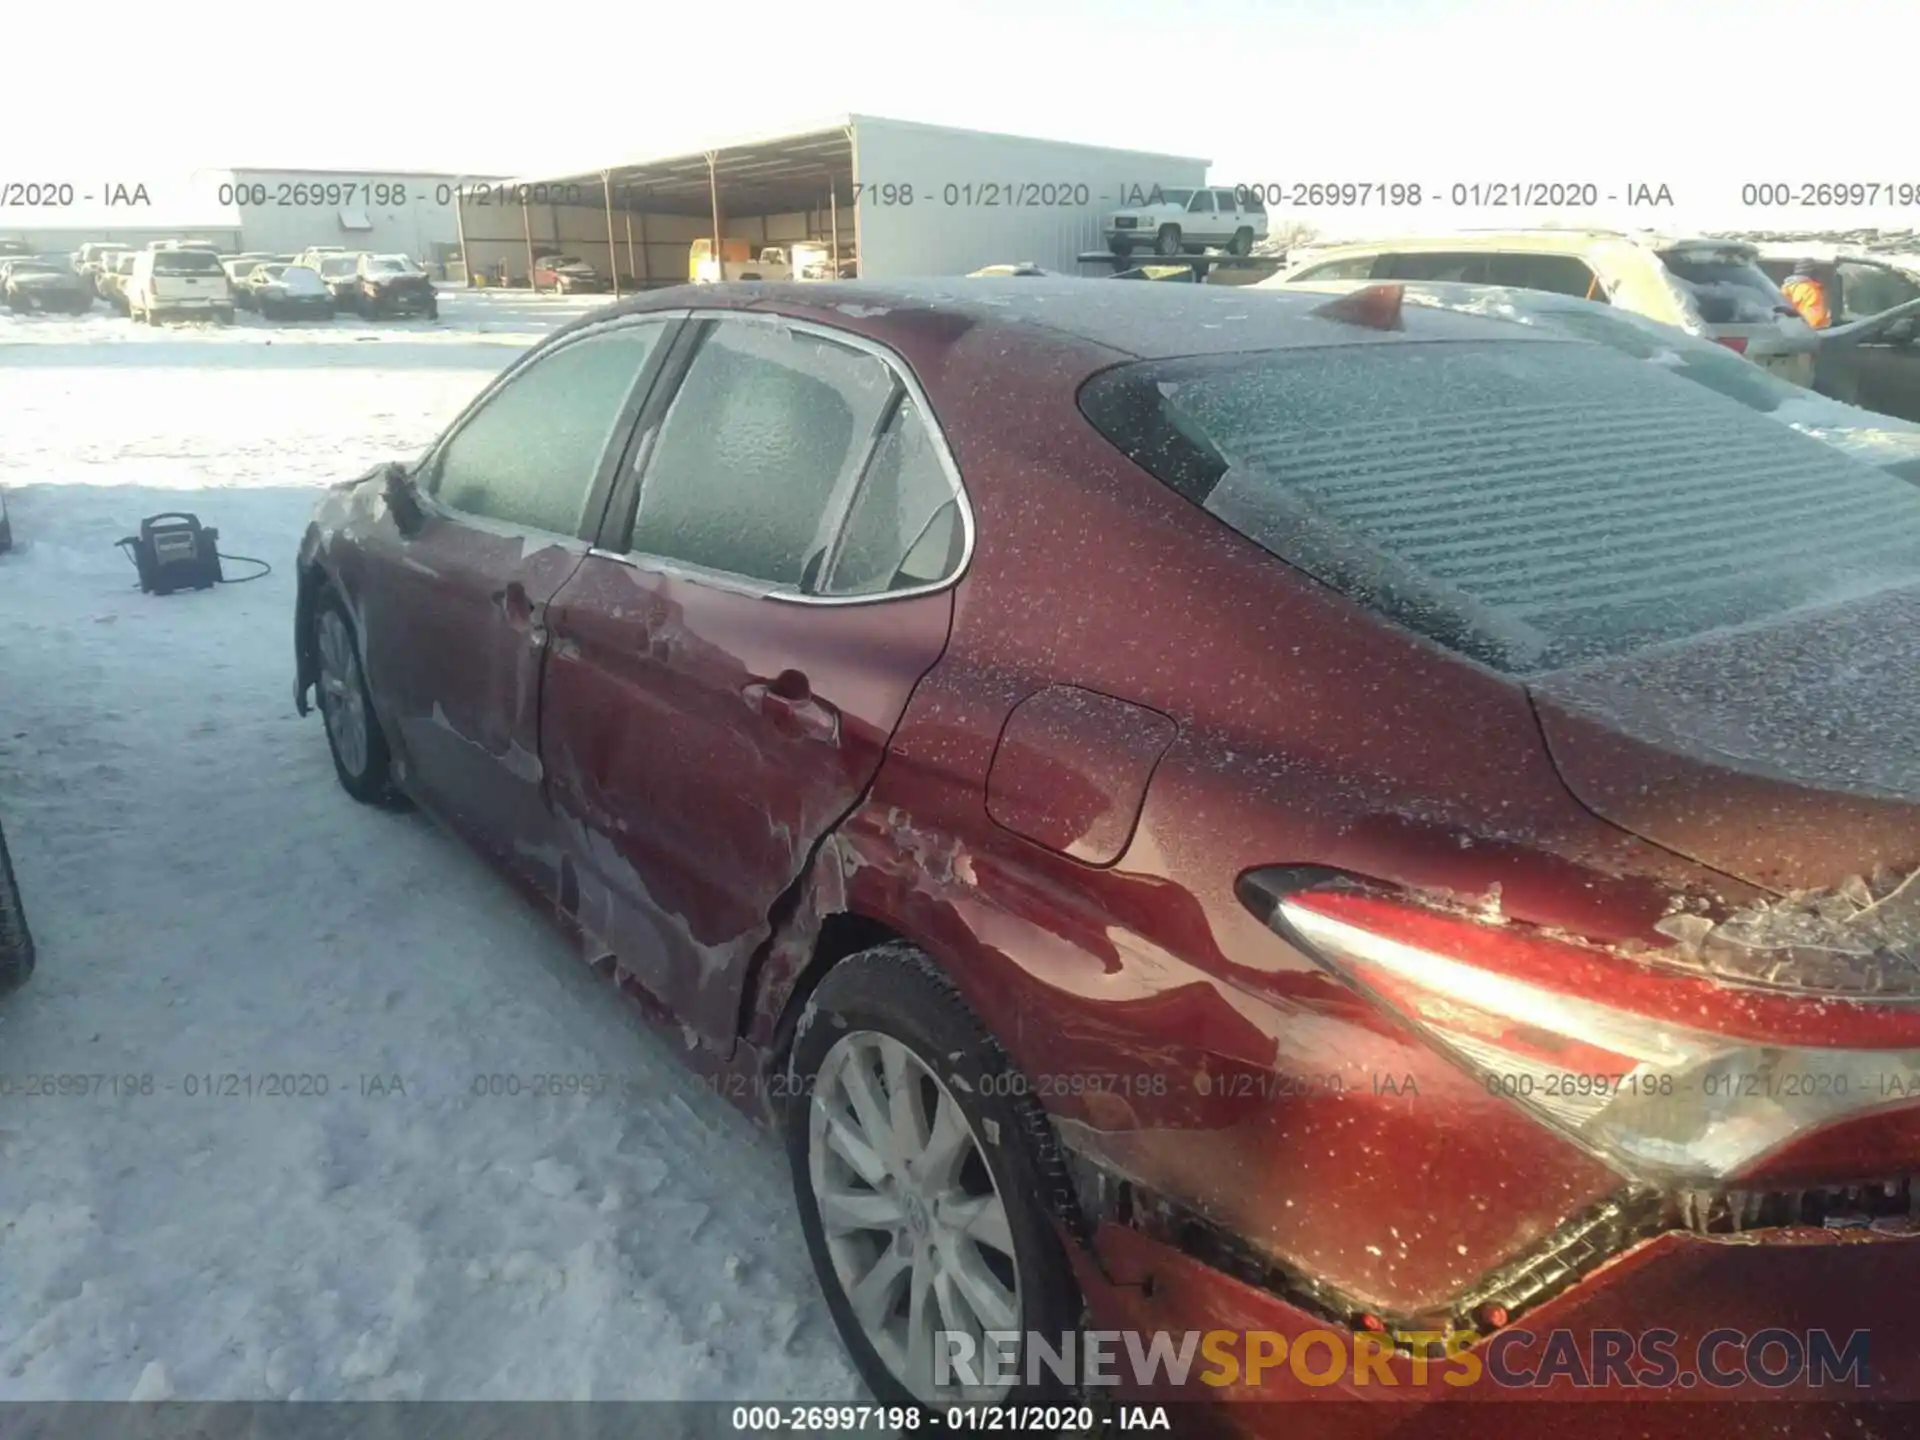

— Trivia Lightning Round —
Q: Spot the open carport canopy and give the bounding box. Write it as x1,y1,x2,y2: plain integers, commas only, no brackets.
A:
460,122,858,289
526,125,854,218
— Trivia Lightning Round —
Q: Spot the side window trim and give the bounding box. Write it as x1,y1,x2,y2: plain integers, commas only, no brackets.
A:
589,314,708,553
416,311,686,542
814,384,908,591
601,309,976,608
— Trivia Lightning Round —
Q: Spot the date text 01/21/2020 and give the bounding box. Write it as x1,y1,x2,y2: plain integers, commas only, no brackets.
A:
846,181,1679,208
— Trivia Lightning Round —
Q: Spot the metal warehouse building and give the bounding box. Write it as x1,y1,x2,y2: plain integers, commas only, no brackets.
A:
1,169,494,273
458,114,1209,290
221,169,498,274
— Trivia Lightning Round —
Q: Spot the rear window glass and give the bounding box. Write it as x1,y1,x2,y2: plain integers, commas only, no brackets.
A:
1484,253,1609,301
320,258,357,276
1078,341,1920,674
1376,252,1492,283
153,251,224,274
1659,251,1796,325
1291,255,1381,281
1514,306,1800,413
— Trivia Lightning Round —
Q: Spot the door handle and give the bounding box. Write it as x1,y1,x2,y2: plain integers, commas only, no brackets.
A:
742,672,839,744
492,581,539,621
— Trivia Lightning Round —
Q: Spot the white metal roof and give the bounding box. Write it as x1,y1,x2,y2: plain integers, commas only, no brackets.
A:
501,113,1210,193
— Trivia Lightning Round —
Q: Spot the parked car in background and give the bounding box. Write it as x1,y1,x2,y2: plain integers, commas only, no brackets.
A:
532,254,610,294
1756,246,1920,326
99,251,138,314
3,257,93,313
1272,277,1920,481
0,814,32,995
310,252,367,307
84,247,128,296
294,245,349,269
232,262,276,310
127,247,234,324
350,254,437,318
292,278,1920,1423
73,242,121,290
1281,231,1820,385
0,240,35,259
1814,295,1920,423
221,252,278,293
1107,185,1268,257
252,263,335,321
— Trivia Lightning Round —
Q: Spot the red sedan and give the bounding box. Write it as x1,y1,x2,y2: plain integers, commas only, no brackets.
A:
293,279,1920,1431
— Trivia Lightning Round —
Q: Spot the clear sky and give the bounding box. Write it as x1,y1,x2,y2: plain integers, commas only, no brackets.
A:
2,0,1915,236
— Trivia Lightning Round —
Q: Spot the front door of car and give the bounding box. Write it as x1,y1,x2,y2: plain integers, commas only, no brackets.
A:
540,314,968,1045
356,318,673,877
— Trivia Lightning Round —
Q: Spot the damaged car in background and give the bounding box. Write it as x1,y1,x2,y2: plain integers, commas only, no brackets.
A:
291,278,1920,1430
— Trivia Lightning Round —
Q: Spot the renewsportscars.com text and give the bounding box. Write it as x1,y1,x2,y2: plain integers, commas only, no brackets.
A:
936,1327,1872,1391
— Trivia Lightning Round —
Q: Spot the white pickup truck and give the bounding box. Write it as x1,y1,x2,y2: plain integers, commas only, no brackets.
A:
1107,185,1268,258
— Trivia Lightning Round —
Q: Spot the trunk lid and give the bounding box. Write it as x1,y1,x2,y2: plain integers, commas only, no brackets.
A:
1529,584,1920,894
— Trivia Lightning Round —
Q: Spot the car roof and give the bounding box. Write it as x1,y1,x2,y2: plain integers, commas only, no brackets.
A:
561,276,1570,361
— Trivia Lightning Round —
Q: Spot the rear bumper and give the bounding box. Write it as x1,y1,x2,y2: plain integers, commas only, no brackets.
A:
1070,1218,1918,1433
365,287,436,311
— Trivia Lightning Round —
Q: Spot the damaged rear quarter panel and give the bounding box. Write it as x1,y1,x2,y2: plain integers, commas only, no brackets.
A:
801,331,1770,1315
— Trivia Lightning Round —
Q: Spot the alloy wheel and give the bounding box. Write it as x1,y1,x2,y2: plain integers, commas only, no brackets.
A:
316,609,370,778
808,1029,1022,1403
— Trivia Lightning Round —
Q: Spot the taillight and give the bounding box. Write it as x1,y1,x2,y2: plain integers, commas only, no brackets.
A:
1241,873,1920,1189
1714,335,1749,353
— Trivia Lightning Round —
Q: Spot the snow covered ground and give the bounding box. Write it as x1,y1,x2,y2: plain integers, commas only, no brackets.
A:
0,292,862,1402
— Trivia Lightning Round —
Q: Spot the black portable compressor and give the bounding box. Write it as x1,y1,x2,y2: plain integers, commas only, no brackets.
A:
114,513,270,595
118,513,225,594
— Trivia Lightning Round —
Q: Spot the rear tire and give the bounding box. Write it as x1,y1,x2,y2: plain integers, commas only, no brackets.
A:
0,816,36,995
785,942,1084,1410
312,585,400,807
1227,228,1253,257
